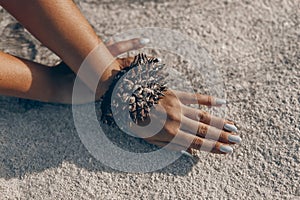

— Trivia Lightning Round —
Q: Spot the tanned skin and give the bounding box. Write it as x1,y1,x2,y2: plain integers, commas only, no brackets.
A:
0,0,240,154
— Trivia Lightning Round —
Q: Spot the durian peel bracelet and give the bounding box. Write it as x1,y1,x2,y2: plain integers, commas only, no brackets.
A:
101,54,168,126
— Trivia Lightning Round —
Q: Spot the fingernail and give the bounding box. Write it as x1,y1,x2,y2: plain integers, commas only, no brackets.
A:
181,150,193,158
157,57,162,62
139,38,150,45
228,135,242,144
102,38,108,43
224,124,238,132
215,98,227,105
220,146,233,153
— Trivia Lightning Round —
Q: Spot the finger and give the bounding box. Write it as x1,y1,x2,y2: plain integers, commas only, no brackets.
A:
107,38,150,57
173,130,233,154
147,139,190,152
117,57,135,70
190,136,233,154
181,104,237,131
150,140,194,158
180,116,242,144
172,90,226,106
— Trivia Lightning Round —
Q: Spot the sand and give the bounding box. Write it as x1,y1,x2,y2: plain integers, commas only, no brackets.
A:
0,0,299,199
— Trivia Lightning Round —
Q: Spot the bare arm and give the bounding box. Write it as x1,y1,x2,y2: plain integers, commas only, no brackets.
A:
0,0,241,154
1,0,119,97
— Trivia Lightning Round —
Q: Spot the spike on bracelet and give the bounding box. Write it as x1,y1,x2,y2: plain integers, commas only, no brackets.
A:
101,54,168,126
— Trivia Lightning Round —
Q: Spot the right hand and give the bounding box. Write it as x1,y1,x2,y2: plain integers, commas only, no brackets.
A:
131,90,241,154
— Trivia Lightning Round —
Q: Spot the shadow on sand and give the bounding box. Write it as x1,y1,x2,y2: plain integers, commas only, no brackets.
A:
0,97,197,180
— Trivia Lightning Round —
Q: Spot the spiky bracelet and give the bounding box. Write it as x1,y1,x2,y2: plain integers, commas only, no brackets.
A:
101,54,168,126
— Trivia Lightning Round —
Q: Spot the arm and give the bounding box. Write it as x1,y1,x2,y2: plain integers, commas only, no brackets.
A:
0,0,241,154
1,0,118,97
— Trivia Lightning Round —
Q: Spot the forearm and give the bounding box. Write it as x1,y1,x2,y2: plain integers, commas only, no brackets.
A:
0,51,55,102
0,51,96,104
1,0,119,96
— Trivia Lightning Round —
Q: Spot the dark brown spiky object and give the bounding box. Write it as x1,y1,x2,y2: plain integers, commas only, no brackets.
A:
101,54,168,128
129,83,167,123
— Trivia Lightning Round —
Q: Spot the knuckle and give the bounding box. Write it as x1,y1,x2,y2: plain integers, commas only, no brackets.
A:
198,124,208,134
164,123,179,135
220,131,230,142
191,137,203,149
198,111,209,121
207,96,213,105
168,112,181,122
214,142,222,150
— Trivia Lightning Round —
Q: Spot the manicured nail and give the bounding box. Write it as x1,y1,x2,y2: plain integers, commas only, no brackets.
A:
228,135,242,144
181,150,193,158
220,146,233,153
224,124,238,132
215,98,227,105
103,38,109,43
139,38,150,45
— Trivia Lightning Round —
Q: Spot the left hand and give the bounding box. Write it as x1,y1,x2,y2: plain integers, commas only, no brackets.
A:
51,38,147,104
54,37,147,74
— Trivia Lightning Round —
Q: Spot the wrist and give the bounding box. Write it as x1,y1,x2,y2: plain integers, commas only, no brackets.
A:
76,41,119,98
95,60,122,99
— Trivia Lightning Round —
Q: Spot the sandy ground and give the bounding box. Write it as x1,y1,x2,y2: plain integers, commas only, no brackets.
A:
0,0,299,199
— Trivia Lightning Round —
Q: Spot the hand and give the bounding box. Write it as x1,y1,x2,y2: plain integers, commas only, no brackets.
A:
131,90,241,154
51,38,147,104
54,37,146,73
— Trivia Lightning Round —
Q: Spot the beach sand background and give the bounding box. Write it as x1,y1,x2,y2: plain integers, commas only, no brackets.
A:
0,0,299,199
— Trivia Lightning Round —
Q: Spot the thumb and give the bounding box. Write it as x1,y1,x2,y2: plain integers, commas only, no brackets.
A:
117,57,135,70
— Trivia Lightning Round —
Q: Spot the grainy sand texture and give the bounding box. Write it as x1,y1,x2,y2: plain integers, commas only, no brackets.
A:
0,0,299,199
